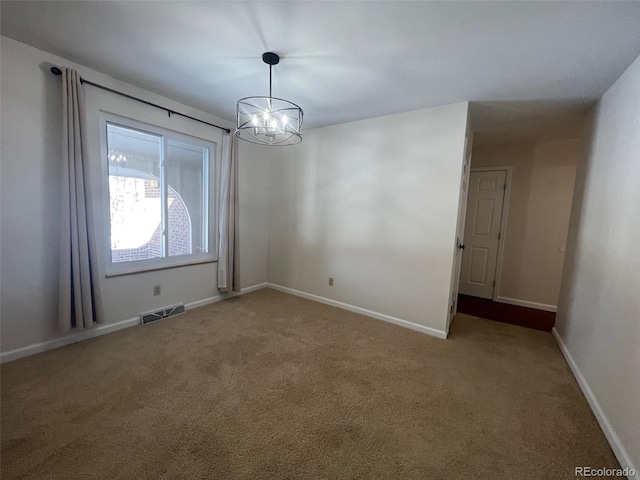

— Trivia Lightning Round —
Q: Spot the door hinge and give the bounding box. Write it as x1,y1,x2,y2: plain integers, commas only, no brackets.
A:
498,232,501,240
493,280,496,287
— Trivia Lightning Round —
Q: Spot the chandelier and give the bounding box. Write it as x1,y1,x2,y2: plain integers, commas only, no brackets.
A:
235,52,303,146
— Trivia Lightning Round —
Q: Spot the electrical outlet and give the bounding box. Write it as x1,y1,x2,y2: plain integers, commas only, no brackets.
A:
328,277,334,286
153,285,161,296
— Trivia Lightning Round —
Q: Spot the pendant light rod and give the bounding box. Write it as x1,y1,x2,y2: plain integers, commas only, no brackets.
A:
262,52,280,99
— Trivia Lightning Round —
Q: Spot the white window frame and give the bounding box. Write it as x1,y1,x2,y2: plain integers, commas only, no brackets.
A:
100,112,217,276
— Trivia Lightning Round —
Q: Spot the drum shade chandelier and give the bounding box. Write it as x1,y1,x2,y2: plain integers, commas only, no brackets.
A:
236,52,303,146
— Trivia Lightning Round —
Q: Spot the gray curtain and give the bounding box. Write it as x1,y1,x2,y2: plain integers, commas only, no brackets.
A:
218,134,241,293
58,67,104,332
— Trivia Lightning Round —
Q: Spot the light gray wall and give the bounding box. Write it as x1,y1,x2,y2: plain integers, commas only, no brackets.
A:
267,103,469,335
555,54,640,475
237,141,269,288
0,37,268,354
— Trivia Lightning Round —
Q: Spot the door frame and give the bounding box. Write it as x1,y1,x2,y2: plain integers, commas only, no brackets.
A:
467,166,512,301
448,135,473,332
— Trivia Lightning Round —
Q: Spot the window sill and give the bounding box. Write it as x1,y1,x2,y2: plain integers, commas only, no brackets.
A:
105,258,217,278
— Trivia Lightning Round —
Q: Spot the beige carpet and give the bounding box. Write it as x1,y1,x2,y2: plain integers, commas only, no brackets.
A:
1,288,619,479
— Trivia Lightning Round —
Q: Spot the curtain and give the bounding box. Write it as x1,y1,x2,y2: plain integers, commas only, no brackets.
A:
58,67,104,332
218,134,241,293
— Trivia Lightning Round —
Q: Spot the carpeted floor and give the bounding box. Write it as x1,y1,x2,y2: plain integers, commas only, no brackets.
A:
1,288,619,479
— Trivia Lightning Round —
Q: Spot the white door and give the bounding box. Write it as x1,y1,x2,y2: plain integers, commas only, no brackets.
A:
448,136,472,329
459,170,506,299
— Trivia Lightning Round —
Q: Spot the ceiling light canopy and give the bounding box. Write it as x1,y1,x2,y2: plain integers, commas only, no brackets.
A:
236,52,303,146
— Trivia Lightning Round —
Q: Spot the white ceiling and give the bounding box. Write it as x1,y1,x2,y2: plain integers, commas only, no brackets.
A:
2,1,640,142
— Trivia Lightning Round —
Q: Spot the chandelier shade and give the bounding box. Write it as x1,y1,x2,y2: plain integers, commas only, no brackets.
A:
236,96,303,145
235,52,303,146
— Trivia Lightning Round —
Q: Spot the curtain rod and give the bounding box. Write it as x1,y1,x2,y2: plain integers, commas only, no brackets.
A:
50,66,231,134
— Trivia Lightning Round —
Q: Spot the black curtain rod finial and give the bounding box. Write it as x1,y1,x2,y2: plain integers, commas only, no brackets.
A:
51,66,62,75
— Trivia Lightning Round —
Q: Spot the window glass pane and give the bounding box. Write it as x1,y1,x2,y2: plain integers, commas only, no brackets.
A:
107,124,163,263
165,139,208,257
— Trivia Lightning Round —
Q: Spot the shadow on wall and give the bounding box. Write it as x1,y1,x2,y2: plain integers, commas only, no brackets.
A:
469,134,583,307
470,100,591,147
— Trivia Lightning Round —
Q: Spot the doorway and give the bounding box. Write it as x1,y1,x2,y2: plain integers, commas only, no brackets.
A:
458,167,510,300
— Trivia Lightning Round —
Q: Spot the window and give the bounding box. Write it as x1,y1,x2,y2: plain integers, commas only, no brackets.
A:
102,115,216,274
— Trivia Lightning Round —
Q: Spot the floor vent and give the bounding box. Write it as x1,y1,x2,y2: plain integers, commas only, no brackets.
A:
140,304,186,325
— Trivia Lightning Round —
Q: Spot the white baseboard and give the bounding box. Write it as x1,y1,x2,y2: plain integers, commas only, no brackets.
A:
496,296,557,312
266,283,448,340
184,282,268,310
552,328,638,480
184,295,224,310
240,282,269,294
0,283,269,364
0,316,140,364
